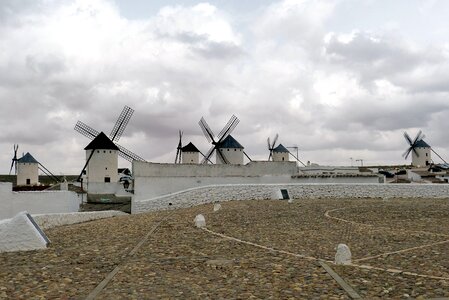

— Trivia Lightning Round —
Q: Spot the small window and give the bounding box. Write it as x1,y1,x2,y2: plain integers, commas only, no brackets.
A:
234,149,236,151
426,153,428,157
104,151,106,153
105,167,108,170
26,178,31,185
97,150,100,153
104,177,111,183
110,151,112,153
282,157,285,161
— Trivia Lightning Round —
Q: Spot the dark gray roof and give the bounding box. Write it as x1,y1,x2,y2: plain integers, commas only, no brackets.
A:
181,142,200,152
415,139,430,148
18,152,38,164
273,144,289,153
217,135,244,149
84,132,119,150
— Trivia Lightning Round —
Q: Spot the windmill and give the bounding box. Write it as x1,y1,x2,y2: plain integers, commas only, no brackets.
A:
403,130,447,166
199,115,251,164
175,130,183,164
267,134,279,161
74,105,145,163
74,105,146,181
9,144,19,175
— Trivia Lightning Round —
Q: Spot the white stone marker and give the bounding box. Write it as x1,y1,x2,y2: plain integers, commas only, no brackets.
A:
288,199,293,204
335,244,352,265
271,189,283,200
213,203,222,212
0,211,50,253
194,214,206,228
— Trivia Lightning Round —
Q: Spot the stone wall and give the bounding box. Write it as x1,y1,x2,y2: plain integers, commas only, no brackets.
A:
132,183,449,213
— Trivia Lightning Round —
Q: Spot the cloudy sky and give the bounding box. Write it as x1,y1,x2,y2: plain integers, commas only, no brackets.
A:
1,0,449,174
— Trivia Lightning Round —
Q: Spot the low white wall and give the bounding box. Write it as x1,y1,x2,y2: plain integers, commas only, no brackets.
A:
33,211,127,229
0,183,81,220
132,183,449,213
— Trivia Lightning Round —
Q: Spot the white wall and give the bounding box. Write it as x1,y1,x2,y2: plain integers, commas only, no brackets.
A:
273,152,289,162
216,148,244,164
132,183,449,213
412,147,431,167
182,152,199,164
17,162,39,186
0,183,81,220
86,149,118,183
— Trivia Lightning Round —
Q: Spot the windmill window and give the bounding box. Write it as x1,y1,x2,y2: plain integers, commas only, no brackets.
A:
26,179,30,185
105,167,108,170
227,149,229,151
97,150,100,153
234,149,236,151
104,177,111,183
104,151,106,153
426,153,428,157
110,151,112,153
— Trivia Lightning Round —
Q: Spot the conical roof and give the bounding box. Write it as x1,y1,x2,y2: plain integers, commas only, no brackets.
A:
415,139,430,148
84,132,119,150
181,142,200,152
217,135,244,149
17,152,38,164
273,144,289,153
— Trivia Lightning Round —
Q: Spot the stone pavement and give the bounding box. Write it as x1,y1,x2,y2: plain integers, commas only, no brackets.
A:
0,198,448,299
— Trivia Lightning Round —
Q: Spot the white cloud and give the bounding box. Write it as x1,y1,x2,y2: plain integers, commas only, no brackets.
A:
2,0,449,173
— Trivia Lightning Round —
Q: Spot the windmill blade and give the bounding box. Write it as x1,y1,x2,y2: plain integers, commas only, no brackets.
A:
110,105,134,142
199,117,215,143
9,160,15,175
402,147,412,159
412,130,423,145
268,151,273,161
217,116,239,142
201,146,216,164
267,137,271,149
175,130,183,164
198,149,214,164
9,144,19,175
217,115,238,140
412,147,420,158
75,121,100,140
272,134,279,149
116,144,146,162
403,132,413,145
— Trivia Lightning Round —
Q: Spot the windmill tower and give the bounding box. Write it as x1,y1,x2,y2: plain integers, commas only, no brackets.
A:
216,135,244,164
84,132,119,183
198,115,251,165
272,144,290,162
74,105,146,183
403,131,431,167
181,142,200,164
16,152,39,186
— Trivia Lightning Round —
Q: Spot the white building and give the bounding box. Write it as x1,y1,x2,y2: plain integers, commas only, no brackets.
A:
272,144,290,162
16,153,39,186
181,142,200,164
412,140,431,167
216,135,244,165
84,132,119,184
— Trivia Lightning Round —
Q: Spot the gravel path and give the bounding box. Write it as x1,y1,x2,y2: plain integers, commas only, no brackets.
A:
0,198,448,299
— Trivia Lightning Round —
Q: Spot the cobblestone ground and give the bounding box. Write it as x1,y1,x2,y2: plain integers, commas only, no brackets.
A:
0,198,448,299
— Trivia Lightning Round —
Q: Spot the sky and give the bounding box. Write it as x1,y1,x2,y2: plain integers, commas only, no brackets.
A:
1,0,449,175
